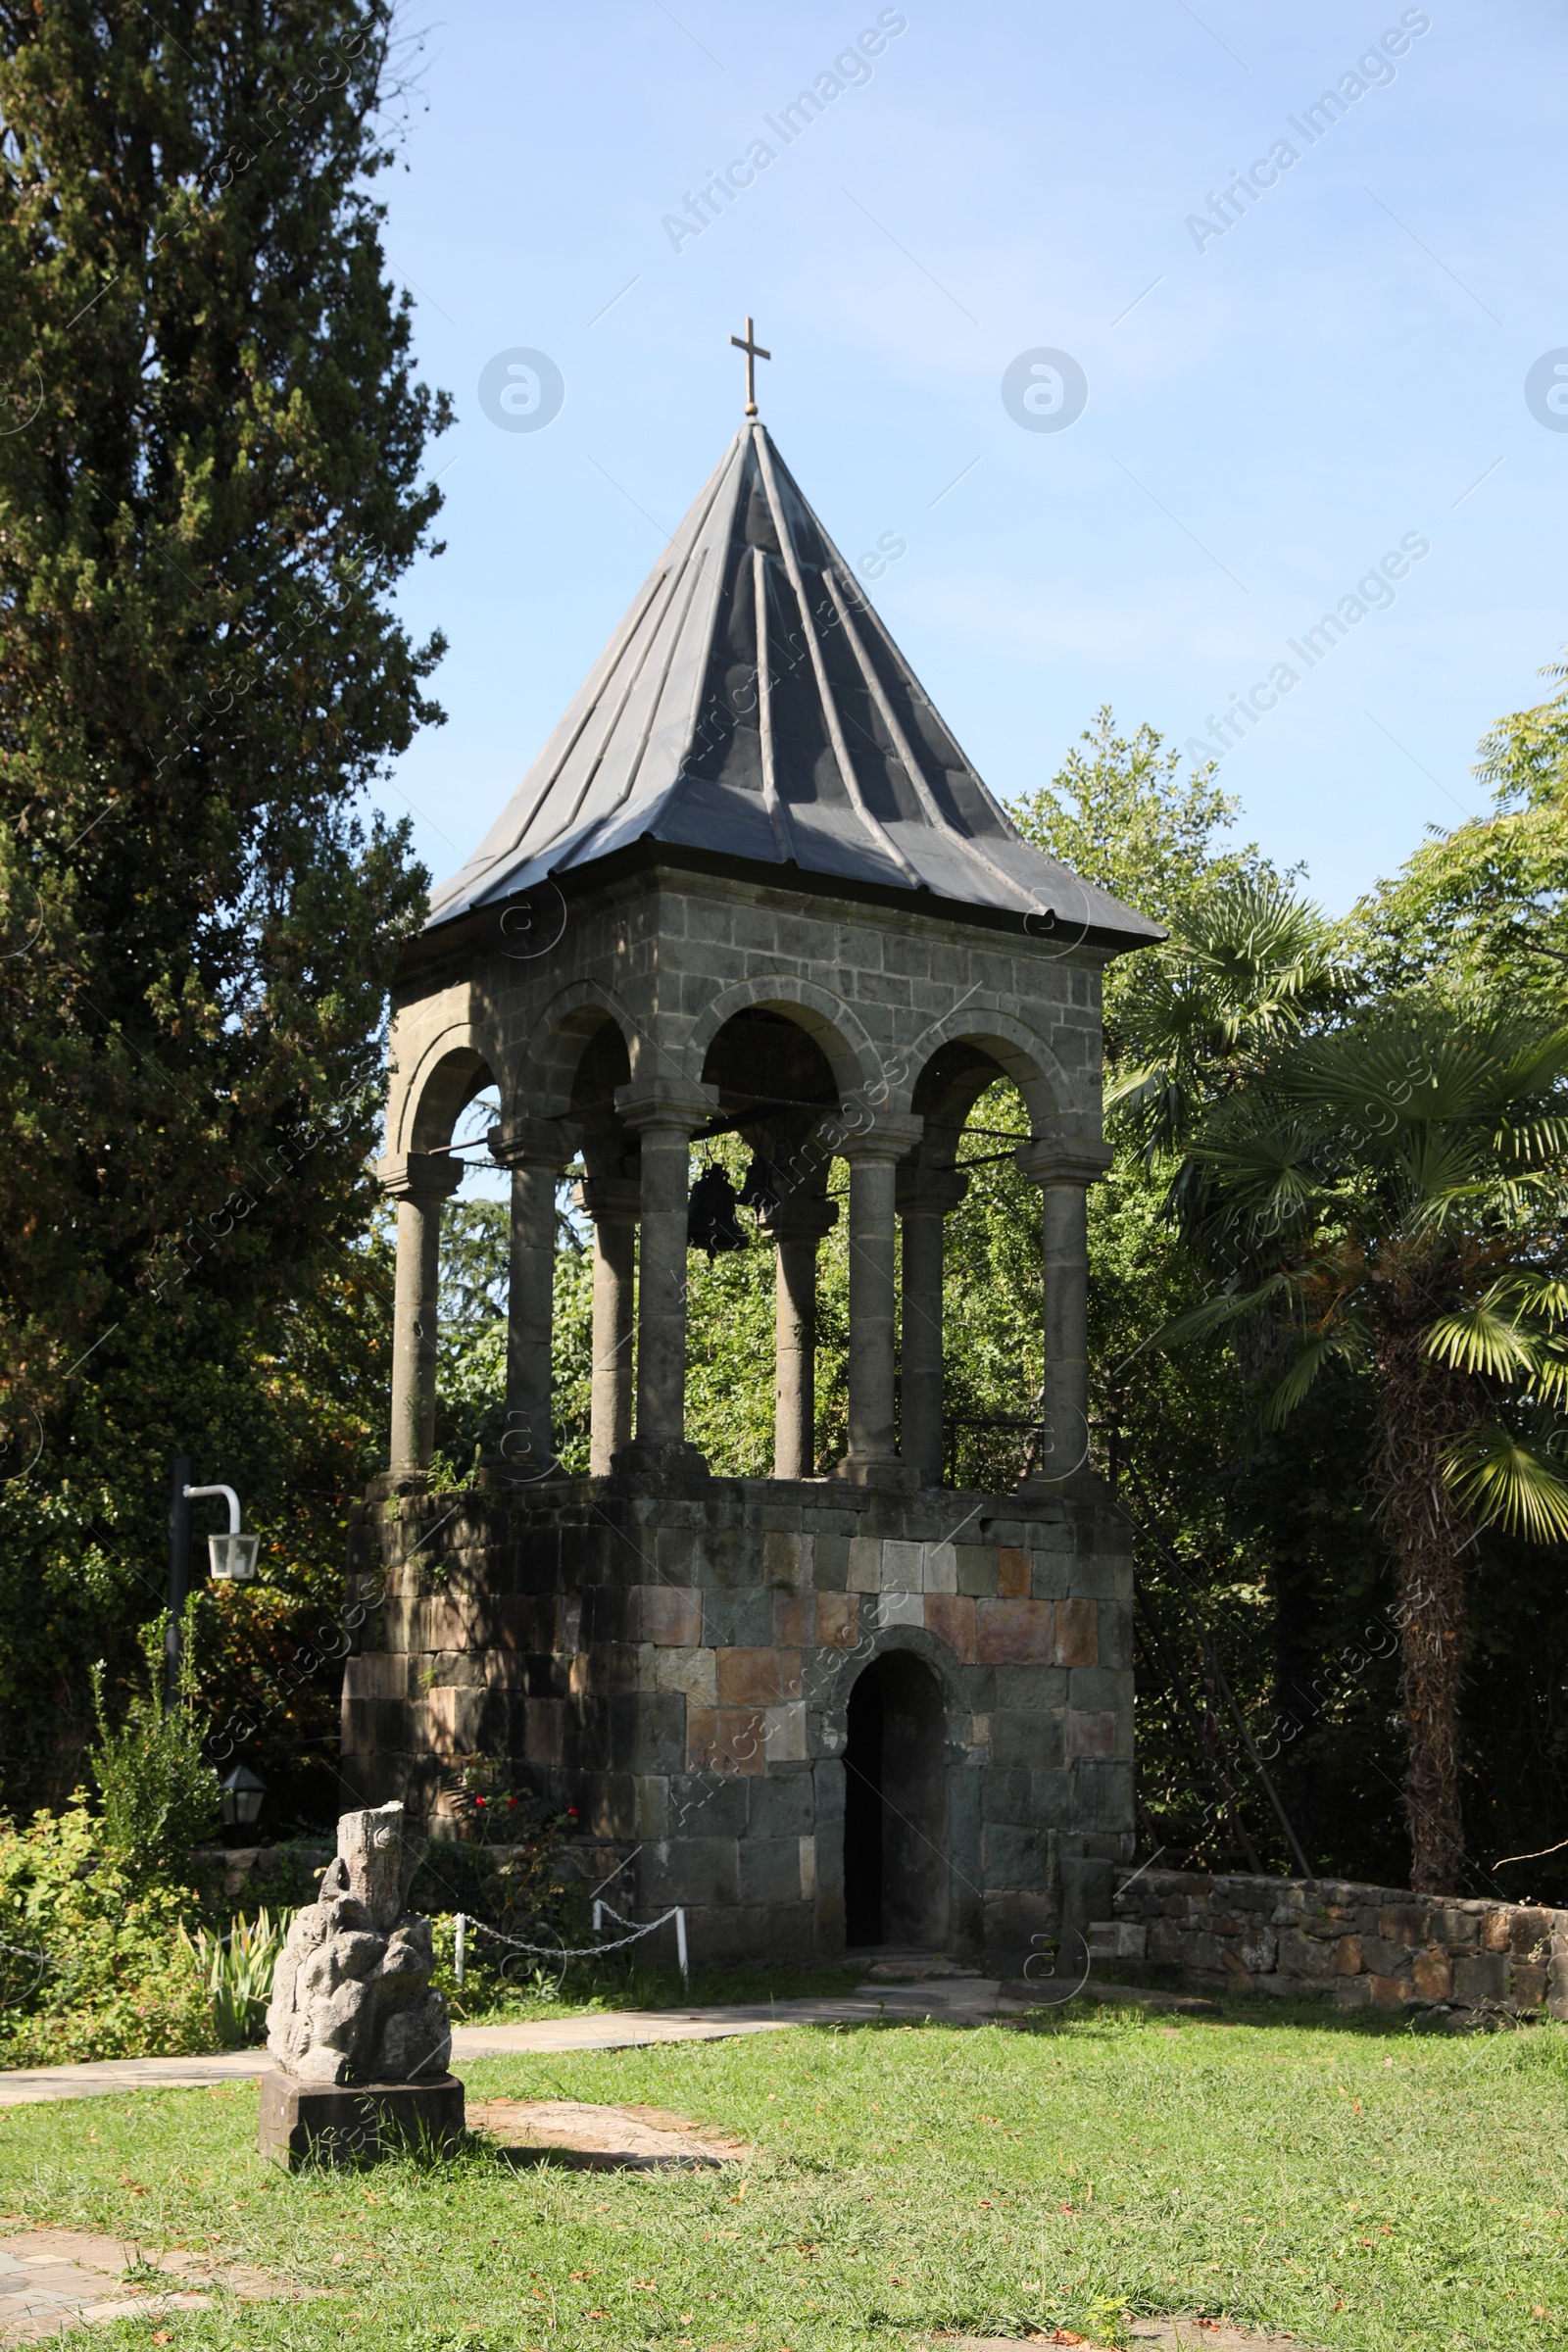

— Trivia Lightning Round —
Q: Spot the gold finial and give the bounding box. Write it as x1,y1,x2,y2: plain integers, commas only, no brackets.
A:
728,316,770,418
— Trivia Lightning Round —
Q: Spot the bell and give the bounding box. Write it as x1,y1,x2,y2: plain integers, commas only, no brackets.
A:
736,1154,778,1212
687,1164,748,1259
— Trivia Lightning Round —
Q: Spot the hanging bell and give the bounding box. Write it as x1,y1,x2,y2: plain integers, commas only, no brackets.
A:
687,1164,748,1259
736,1154,778,1212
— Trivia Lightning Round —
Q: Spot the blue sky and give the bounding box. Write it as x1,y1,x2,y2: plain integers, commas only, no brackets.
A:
374,0,1568,921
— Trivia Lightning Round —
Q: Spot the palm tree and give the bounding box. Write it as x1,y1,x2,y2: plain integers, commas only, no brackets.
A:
1160,1003,1568,1892
1107,877,1342,1164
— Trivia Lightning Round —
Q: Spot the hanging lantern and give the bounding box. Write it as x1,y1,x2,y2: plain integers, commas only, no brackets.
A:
184,1482,261,1580
687,1164,748,1258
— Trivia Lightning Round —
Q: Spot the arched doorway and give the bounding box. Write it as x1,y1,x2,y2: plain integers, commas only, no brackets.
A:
842,1652,950,1949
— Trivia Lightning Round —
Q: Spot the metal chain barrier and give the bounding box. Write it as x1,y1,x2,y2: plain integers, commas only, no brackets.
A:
453,1901,689,1990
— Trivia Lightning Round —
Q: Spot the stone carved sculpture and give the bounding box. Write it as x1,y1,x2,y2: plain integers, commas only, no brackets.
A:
266,1801,452,2086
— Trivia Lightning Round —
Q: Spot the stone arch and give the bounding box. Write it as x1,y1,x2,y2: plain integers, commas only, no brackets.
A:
519,983,639,1120
902,1003,1077,1135
820,1623,969,1743
685,976,883,1103
393,1018,505,1153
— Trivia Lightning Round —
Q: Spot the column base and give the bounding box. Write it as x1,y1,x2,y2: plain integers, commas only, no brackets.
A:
830,1454,920,1494
1014,1468,1103,1504
610,1438,711,1480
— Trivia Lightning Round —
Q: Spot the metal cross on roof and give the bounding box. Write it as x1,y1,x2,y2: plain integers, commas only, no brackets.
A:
728,316,770,417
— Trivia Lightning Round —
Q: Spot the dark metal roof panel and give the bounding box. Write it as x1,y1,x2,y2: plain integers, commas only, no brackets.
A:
425,423,1162,947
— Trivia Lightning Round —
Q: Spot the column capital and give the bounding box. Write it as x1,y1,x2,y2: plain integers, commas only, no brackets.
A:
488,1114,582,1170
613,1076,718,1135
760,1191,839,1246
1013,1130,1113,1189
574,1175,641,1226
897,1163,969,1219
374,1152,465,1204
832,1108,924,1164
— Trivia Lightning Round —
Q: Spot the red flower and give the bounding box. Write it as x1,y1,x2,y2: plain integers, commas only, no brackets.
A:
474,1795,486,1807
567,1806,578,1818
508,1796,517,1807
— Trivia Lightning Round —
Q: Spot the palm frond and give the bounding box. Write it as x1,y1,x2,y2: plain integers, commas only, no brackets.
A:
1496,1113,1568,1171
1424,1299,1542,1381
1103,1060,1168,1117
1276,1011,1544,1133
1262,1328,1360,1428
1442,1425,1568,1544
1494,1025,1568,1102
1514,1275,1568,1324
1154,1273,1290,1352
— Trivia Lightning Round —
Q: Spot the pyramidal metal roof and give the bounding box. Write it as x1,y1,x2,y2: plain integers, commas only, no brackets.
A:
425,421,1161,946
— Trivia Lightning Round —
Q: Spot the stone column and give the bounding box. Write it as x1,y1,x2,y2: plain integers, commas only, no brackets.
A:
613,1077,717,1476
834,1113,923,1489
1014,1132,1113,1490
489,1115,581,1482
760,1191,838,1480
574,1176,640,1474
374,1152,464,1476
896,1163,969,1488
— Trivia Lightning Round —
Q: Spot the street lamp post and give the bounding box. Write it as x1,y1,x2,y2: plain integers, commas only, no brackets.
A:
165,1457,260,1698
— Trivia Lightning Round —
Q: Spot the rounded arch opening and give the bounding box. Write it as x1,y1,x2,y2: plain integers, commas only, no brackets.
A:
522,989,637,1122
904,1037,1056,1494
689,979,875,1105
843,1649,950,1950
700,1006,840,1168
404,1044,498,1155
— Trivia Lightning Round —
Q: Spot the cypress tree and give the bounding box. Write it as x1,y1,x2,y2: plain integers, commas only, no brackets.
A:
0,0,447,1805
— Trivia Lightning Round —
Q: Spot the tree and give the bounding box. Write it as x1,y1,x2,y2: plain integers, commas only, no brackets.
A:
1348,647,1568,1012
0,0,445,1810
1015,721,1356,1873
1163,1003,1568,1891
1108,878,1342,1168
1012,707,1285,966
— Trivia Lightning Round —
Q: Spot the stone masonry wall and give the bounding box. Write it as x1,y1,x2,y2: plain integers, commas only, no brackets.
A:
341,1475,1134,1974
1107,1867,1568,2024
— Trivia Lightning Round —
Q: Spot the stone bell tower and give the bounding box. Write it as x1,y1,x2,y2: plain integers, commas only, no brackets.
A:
343,396,1161,1972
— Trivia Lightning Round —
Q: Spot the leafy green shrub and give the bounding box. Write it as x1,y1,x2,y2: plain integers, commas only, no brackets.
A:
0,1796,213,2065
179,1907,294,2048
90,1607,218,1887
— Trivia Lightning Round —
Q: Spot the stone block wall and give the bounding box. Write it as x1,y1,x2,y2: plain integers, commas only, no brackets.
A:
1108,1868,1568,2023
388,860,1107,1172
340,1474,1134,1974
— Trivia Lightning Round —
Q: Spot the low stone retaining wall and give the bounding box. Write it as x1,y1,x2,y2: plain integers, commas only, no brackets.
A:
1105,1868,1568,2024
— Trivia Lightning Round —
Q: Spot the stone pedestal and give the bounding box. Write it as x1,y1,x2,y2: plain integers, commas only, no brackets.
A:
258,2068,466,2168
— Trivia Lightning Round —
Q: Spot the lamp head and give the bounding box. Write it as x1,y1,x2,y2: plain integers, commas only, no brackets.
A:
220,1761,267,1830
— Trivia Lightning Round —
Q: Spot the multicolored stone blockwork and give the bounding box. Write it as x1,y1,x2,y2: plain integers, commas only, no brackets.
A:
340,1478,1135,1973
1109,1869,1568,2024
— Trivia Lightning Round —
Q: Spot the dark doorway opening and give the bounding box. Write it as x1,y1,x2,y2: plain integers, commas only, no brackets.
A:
842,1651,950,1948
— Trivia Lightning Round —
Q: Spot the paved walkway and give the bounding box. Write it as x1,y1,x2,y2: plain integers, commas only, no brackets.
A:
0,2227,318,2343
0,1975,1205,2110
0,1981,1004,2108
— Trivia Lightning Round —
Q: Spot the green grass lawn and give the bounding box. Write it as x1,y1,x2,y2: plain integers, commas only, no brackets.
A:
0,1998,1563,2352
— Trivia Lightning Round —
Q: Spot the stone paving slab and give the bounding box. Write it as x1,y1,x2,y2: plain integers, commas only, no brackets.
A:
0,1983,1008,2107
469,2096,749,2170
956,2325,1318,2352
0,2225,318,2342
